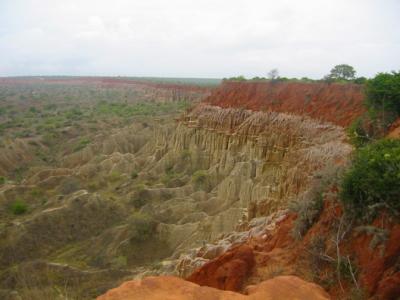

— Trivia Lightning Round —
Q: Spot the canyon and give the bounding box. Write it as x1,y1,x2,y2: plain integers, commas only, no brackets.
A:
0,78,399,299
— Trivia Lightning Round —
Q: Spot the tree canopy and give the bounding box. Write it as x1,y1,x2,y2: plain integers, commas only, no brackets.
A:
365,71,400,115
325,64,356,81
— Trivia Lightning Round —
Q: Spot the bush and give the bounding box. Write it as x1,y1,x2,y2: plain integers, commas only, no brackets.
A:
108,171,122,183
347,116,372,148
354,76,367,84
128,212,156,242
60,177,81,195
0,176,5,185
340,139,400,219
365,71,400,115
10,200,28,215
73,138,90,152
130,184,149,208
192,170,210,190
130,171,138,179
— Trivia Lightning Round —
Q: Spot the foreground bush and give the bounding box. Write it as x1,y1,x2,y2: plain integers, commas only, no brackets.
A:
341,139,400,219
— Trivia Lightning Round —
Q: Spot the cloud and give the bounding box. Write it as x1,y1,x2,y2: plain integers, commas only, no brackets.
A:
0,0,399,78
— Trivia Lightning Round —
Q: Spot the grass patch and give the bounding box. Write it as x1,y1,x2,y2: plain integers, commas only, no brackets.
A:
10,200,28,215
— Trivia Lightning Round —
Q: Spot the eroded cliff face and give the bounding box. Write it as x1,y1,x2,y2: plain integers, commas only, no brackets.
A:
129,103,351,277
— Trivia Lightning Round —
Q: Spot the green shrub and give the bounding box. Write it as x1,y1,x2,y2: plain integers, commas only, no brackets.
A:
108,171,122,183
0,176,5,185
130,184,149,208
73,138,90,152
60,177,81,195
128,212,156,242
30,187,44,198
130,171,138,179
180,150,191,161
340,139,400,219
10,200,28,215
354,77,367,84
347,116,372,148
192,170,210,190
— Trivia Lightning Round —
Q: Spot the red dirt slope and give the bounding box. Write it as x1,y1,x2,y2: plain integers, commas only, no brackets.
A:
187,244,255,291
187,200,400,300
97,275,330,300
205,81,365,127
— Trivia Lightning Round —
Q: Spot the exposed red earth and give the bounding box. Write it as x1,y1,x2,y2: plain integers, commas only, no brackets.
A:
187,200,400,299
205,81,365,127
97,275,330,300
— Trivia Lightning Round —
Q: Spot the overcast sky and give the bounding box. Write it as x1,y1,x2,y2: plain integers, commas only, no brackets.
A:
0,0,399,78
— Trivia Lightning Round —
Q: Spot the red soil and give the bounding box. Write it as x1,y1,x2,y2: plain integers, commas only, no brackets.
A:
351,216,400,299
187,200,400,299
187,244,255,291
205,81,365,127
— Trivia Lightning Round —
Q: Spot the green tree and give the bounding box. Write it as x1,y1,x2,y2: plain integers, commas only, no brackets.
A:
365,71,400,115
325,64,356,81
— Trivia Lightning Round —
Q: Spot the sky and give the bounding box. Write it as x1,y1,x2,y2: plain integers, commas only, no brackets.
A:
0,0,399,78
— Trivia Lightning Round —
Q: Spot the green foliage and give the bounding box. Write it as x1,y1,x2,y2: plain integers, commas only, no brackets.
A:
192,170,209,190
337,256,358,281
325,64,356,81
94,100,190,118
108,171,122,183
73,138,90,152
365,71,400,115
130,171,138,179
353,77,367,84
60,177,81,195
110,255,127,269
0,176,5,185
130,184,149,208
128,212,156,242
340,139,400,219
223,75,247,81
180,149,191,161
30,187,44,198
347,116,371,148
10,200,28,215
346,72,400,145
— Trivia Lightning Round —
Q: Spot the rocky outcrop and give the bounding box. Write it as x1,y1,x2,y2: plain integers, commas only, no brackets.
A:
205,81,364,127
97,275,330,300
